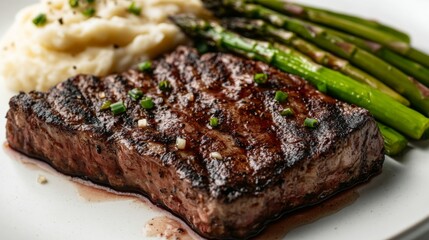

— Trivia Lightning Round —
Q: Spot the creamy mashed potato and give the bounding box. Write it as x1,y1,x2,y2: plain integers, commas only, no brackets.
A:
0,0,206,92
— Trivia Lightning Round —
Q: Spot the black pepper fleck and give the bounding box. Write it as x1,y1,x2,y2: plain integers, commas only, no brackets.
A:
95,145,102,154
113,44,120,49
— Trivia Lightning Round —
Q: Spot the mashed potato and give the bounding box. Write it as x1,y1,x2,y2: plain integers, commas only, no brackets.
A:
0,0,207,92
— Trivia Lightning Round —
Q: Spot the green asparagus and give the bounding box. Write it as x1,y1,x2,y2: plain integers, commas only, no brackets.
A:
407,48,429,69
377,122,408,156
170,15,429,140
289,3,411,43
251,0,410,47
325,28,429,87
208,0,429,116
222,18,409,106
250,0,429,68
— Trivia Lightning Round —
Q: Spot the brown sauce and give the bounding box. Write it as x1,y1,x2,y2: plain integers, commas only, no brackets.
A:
3,142,57,174
253,188,360,240
72,178,137,203
145,216,197,240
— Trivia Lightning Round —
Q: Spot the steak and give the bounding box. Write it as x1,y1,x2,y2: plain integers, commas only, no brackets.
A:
6,46,384,239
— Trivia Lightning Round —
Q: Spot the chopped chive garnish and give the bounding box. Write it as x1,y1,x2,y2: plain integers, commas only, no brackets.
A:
128,88,143,101
128,2,142,16
33,14,47,27
110,101,126,115
274,91,288,103
254,73,268,84
69,0,79,8
100,100,112,111
280,108,294,117
195,41,210,54
138,61,152,72
304,118,319,128
140,97,154,110
159,80,171,92
82,8,96,17
209,117,219,127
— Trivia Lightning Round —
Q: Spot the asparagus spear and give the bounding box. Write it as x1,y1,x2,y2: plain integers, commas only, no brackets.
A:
407,48,429,69
250,0,429,68
222,18,410,106
170,15,429,140
377,122,408,156
251,0,410,47
291,3,411,44
204,0,429,117
325,28,429,87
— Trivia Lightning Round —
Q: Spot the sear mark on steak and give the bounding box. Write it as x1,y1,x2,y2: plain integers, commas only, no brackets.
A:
6,46,384,239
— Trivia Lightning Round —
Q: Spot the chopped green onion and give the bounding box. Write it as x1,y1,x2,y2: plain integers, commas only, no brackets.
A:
33,14,47,27
254,73,268,84
159,80,171,92
128,88,143,101
274,91,288,103
100,100,112,111
138,61,152,72
195,41,210,54
280,108,294,117
69,0,79,8
82,8,96,17
86,0,95,3
140,97,154,110
304,118,319,128
128,2,142,16
209,117,219,127
110,101,126,115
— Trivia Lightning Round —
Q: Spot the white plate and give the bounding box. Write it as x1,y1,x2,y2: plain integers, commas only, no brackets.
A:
1,1,429,240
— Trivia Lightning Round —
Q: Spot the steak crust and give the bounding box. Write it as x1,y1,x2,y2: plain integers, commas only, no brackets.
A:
6,46,384,239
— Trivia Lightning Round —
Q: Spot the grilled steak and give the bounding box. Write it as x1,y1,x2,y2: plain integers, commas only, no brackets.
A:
6,46,384,239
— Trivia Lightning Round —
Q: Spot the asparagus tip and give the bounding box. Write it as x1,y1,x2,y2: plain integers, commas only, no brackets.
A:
169,14,207,37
